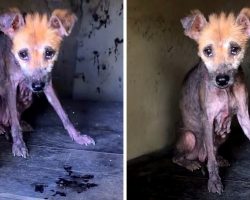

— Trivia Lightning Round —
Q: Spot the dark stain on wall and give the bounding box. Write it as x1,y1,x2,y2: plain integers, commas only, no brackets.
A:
114,37,123,61
102,64,107,70
92,13,99,22
93,50,100,75
96,87,101,94
77,56,85,62
108,48,112,56
167,46,173,53
114,38,123,53
119,3,123,16
82,73,86,82
74,73,86,82
88,0,111,38
118,76,122,88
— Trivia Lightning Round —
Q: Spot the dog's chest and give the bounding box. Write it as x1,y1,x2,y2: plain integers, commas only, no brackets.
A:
212,88,237,135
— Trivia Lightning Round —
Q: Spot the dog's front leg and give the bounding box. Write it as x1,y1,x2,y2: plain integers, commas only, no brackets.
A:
7,81,28,157
44,83,95,145
235,84,250,140
203,115,223,194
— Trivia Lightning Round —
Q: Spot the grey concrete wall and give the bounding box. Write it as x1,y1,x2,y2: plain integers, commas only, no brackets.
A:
128,0,250,160
0,0,123,101
73,0,123,101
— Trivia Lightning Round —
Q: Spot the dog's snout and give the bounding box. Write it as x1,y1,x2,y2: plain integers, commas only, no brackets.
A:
31,81,45,92
215,74,230,88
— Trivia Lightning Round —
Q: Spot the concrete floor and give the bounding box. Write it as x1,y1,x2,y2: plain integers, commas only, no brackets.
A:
0,98,123,200
128,125,250,200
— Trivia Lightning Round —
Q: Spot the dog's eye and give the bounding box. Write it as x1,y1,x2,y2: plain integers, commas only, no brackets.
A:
44,47,55,60
18,49,29,60
230,43,241,55
203,46,213,57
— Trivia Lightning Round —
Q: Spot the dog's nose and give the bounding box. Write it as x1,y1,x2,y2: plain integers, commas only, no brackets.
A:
31,81,45,92
215,74,230,87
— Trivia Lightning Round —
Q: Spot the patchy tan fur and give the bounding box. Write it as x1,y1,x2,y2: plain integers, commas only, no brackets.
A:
198,13,248,72
12,13,61,74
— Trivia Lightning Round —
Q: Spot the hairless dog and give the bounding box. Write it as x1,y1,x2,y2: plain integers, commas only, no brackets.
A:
173,8,250,194
0,8,95,158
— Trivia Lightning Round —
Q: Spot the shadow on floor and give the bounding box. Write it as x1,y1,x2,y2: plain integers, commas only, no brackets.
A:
128,124,250,200
0,98,123,200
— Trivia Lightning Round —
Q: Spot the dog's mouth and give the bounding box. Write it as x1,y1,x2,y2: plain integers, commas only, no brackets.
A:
214,83,231,89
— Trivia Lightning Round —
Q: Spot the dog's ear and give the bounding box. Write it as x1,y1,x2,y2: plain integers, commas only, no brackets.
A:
181,10,207,41
0,8,24,38
49,9,77,37
236,8,250,36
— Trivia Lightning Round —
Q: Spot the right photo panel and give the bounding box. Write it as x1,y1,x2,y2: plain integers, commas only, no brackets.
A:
127,0,250,199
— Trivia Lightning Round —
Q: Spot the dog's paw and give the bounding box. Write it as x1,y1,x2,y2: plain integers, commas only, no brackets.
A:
208,177,223,194
12,141,28,158
185,161,201,171
73,134,95,146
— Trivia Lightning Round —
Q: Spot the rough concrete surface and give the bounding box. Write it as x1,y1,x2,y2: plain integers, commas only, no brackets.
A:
0,99,123,200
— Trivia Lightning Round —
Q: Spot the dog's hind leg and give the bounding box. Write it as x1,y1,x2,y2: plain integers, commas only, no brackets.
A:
173,131,202,171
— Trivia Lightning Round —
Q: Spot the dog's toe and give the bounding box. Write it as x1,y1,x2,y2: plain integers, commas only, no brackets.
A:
185,161,201,171
208,177,223,194
12,142,28,158
74,134,95,146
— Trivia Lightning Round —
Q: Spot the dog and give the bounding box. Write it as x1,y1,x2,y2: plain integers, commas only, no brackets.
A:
172,8,250,194
0,8,95,158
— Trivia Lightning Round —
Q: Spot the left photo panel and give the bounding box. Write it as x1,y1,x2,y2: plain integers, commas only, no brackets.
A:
0,0,123,199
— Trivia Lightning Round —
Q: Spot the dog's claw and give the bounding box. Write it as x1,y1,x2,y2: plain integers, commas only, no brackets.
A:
208,177,223,194
12,141,28,158
73,134,95,146
186,161,201,171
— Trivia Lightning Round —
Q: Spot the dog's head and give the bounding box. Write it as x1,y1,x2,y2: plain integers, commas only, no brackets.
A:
0,8,77,92
181,8,250,88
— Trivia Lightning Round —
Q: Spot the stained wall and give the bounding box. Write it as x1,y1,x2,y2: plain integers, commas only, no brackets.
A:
128,0,250,160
